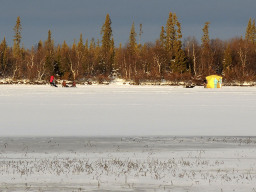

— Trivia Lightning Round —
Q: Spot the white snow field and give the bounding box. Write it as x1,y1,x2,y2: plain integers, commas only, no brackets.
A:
0,137,256,192
0,85,256,137
0,85,256,191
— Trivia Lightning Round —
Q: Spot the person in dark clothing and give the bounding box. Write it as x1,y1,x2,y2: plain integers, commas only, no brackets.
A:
62,80,69,87
203,79,207,88
71,81,76,87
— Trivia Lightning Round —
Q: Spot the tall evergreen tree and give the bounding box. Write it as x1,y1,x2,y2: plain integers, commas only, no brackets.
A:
128,22,137,56
45,30,55,76
201,22,210,47
60,40,69,76
165,12,186,73
166,12,176,55
173,21,186,73
13,16,22,58
100,13,114,74
12,16,23,79
54,44,62,77
77,34,86,76
88,38,96,75
159,26,166,47
77,33,84,52
90,38,96,50
110,37,115,71
201,22,213,75
128,22,138,77
45,30,54,52
139,23,143,46
101,14,112,53
245,18,252,42
82,38,89,75
251,19,256,44
0,37,9,76
245,18,256,44
38,40,43,50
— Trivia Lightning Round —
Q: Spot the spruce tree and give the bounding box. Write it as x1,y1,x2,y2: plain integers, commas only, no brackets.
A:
90,38,96,50
60,40,70,77
82,38,89,75
45,30,55,76
37,40,43,51
201,22,210,47
245,18,252,42
13,16,22,58
165,12,186,73
166,12,176,54
110,37,115,72
88,38,96,75
12,16,23,79
245,18,256,43
54,45,62,77
128,22,137,56
252,19,256,44
173,21,186,73
0,37,8,76
46,30,54,52
139,23,143,46
128,22,138,77
77,34,86,76
201,22,213,75
77,33,84,53
85,39,89,50
101,14,112,52
100,14,114,75
159,26,166,47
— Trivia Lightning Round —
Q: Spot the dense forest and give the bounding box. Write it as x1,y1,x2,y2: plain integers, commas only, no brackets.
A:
0,13,256,85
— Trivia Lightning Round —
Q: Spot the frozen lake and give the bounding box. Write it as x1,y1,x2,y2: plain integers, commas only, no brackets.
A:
0,85,256,136
0,136,256,191
0,85,256,191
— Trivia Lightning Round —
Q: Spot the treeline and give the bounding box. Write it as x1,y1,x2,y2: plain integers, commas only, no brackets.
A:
0,13,256,84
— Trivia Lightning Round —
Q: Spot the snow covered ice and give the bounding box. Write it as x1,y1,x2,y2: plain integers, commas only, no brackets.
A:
1,136,256,192
0,85,255,137
0,85,256,191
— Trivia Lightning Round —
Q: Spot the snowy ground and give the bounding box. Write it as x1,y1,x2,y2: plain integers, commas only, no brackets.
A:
0,137,256,191
0,85,256,136
0,85,256,191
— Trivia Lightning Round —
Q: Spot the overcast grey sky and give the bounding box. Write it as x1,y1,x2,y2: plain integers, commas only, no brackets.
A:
0,0,255,48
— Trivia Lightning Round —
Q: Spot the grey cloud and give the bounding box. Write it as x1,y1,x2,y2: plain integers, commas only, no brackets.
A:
0,0,255,47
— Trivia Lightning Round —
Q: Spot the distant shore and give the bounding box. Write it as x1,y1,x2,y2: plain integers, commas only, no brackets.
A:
1,78,256,86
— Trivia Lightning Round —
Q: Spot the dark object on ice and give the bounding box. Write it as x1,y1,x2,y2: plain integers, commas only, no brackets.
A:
62,81,69,87
184,81,195,88
185,85,195,88
87,81,92,85
203,79,207,88
71,81,76,87
50,75,58,87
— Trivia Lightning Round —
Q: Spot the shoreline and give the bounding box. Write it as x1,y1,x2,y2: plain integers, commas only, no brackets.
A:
0,79,256,87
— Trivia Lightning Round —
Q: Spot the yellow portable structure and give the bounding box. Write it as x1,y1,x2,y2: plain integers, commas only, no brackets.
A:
205,75,222,88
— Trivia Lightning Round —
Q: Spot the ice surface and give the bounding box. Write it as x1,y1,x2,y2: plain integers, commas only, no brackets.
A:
0,137,256,191
0,85,256,191
0,85,255,136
